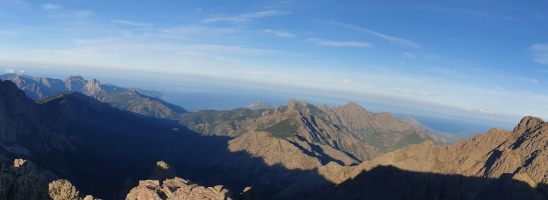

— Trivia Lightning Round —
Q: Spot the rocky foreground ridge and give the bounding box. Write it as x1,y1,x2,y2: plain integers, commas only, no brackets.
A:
0,158,238,200
125,161,239,200
0,159,96,200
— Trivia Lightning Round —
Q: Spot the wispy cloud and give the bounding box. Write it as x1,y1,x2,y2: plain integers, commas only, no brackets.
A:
463,9,517,22
202,10,288,24
111,19,152,27
158,26,238,40
263,29,295,38
325,21,421,49
530,43,548,65
307,38,372,48
74,9,93,18
41,3,61,10
0,30,18,36
420,5,518,23
1,0,30,7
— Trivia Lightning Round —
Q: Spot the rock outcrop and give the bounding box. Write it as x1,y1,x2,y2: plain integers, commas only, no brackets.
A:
126,178,233,200
0,159,95,200
149,161,176,181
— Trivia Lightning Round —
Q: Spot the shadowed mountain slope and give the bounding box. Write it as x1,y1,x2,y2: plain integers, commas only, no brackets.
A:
320,165,547,200
0,80,333,199
318,116,548,199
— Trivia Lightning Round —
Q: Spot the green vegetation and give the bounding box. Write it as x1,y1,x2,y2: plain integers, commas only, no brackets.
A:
262,119,298,138
363,132,387,151
393,132,425,150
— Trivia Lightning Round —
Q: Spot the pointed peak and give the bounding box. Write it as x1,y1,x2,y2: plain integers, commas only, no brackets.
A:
337,101,368,112
342,101,363,108
65,75,86,82
287,99,306,109
513,116,544,134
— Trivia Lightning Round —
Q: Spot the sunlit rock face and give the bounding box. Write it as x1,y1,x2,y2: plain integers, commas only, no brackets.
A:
125,178,233,200
317,116,548,200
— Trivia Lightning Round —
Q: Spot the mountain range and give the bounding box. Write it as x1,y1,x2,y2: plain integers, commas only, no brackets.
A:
0,76,546,200
180,100,448,163
0,74,186,119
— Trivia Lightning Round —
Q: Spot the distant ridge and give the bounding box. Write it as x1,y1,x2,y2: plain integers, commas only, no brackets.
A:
181,99,449,163
0,73,187,119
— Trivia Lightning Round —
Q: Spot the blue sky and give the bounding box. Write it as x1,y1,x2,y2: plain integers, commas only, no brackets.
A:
0,0,547,125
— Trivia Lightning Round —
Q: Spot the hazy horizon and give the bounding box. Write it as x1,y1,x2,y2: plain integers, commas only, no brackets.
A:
0,69,516,139
1,0,547,135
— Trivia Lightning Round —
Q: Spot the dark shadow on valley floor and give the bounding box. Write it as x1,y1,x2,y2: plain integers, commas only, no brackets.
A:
319,165,547,200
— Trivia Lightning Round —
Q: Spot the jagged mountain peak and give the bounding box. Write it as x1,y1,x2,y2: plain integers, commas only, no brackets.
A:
286,99,325,117
64,75,85,81
513,116,544,134
287,99,307,110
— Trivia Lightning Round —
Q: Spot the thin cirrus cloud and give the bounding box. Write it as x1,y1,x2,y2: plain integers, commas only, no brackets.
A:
530,43,548,65
111,19,152,27
307,38,372,48
202,10,288,24
0,30,18,36
325,20,421,49
41,3,61,10
263,29,295,38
